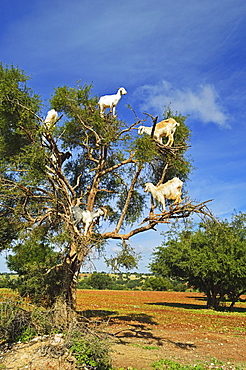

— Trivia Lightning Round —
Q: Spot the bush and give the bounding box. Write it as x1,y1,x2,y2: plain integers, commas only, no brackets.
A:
80,272,113,290
0,300,32,342
0,275,12,288
69,332,111,370
142,276,173,291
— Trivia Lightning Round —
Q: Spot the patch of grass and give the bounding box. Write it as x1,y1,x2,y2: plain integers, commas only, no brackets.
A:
130,343,160,351
16,326,37,343
152,359,206,370
143,345,160,350
151,358,242,370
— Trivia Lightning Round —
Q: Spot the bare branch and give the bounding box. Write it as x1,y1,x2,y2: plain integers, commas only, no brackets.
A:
115,120,143,140
156,163,169,186
76,113,101,147
114,165,142,233
101,152,136,176
102,199,214,240
72,174,82,191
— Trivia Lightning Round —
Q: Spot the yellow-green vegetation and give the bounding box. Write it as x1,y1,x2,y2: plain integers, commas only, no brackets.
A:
77,272,188,292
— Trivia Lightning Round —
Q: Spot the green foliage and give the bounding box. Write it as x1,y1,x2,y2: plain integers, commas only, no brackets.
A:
16,326,37,343
83,272,113,290
0,63,41,160
5,226,64,306
152,358,206,370
142,276,173,291
77,272,188,292
116,188,145,225
150,213,246,310
69,332,111,370
0,275,15,289
133,134,158,164
0,64,193,309
105,241,141,272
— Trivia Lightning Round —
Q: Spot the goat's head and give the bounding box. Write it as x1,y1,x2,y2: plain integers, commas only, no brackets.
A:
118,87,127,96
144,183,152,193
169,118,180,127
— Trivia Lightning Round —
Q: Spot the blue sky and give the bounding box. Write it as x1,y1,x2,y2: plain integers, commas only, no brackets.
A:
1,0,246,273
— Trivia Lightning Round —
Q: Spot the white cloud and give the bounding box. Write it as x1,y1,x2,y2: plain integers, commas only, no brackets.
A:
135,81,229,128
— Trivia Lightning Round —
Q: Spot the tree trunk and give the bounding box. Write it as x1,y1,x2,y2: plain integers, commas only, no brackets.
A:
63,252,84,311
206,290,220,310
58,240,88,311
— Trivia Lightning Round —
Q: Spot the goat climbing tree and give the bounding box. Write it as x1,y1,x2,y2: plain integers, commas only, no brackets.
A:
0,64,212,310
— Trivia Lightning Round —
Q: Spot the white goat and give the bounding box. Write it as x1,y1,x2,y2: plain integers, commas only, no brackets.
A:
71,207,107,235
98,87,127,118
144,177,183,212
138,118,180,146
44,109,58,129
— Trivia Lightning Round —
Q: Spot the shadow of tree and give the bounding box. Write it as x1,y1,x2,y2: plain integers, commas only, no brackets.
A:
113,323,163,346
77,310,163,344
78,309,118,318
146,301,206,310
114,313,158,325
79,310,158,325
146,300,246,313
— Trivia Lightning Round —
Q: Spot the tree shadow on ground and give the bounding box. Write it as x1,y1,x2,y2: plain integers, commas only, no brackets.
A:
79,310,158,325
112,322,164,346
146,300,246,313
78,309,118,319
77,310,163,344
146,301,206,310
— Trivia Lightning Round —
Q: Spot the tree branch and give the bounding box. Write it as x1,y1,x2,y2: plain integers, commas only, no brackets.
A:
100,152,136,176
101,200,214,240
114,165,142,233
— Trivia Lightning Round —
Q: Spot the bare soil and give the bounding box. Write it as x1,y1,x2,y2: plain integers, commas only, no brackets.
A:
1,323,245,370
107,319,246,370
1,290,246,369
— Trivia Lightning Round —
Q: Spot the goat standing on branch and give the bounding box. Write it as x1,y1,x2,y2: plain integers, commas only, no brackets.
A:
98,87,127,118
41,109,59,146
144,177,183,212
44,109,58,129
71,206,107,235
138,118,180,146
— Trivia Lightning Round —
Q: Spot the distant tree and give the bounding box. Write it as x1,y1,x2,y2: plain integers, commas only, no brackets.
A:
85,272,113,290
142,276,173,291
0,63,211,310
150,213,246,310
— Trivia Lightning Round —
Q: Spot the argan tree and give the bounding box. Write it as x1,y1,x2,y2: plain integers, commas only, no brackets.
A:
150,213,246,310
0,64,211,310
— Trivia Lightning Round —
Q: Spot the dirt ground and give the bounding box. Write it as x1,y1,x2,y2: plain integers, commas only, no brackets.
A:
1,321,245,370
1,289,246,369
107,319,246,370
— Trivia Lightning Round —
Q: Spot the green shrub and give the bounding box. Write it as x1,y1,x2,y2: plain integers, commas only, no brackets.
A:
69,332,111,370
142,276,173,291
